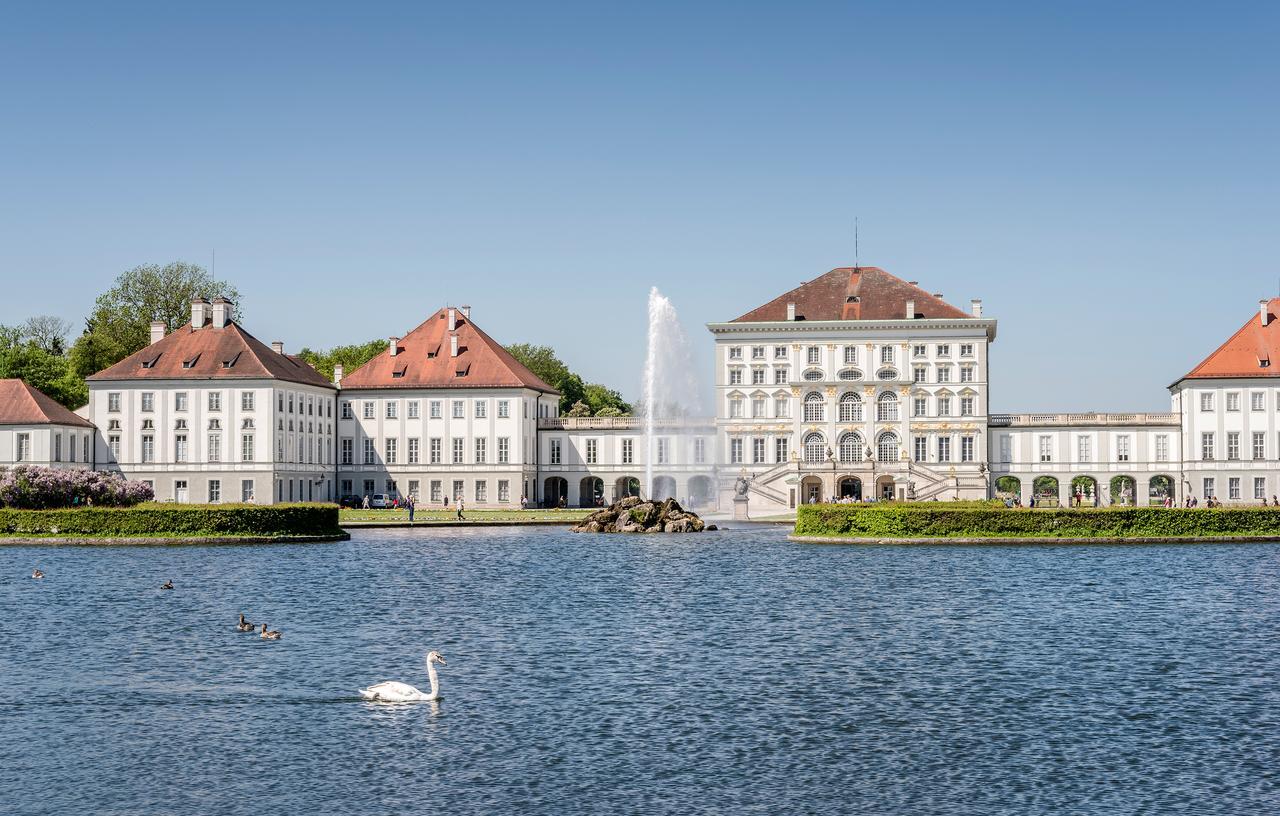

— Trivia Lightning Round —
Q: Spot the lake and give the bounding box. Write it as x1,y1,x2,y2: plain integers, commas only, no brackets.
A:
2,526,1278,815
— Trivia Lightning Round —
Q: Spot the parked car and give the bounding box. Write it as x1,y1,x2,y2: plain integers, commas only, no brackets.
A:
370,494,393,509
338,495,363,509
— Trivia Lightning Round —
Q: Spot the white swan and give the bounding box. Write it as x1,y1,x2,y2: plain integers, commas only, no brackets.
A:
360,651,446,702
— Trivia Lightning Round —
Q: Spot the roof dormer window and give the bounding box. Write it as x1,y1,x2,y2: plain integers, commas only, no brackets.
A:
140,354,161,369
222,352,240,369
182,354,200,369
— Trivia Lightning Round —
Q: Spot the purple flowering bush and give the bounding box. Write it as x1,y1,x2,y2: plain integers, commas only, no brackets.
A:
0,466,154,509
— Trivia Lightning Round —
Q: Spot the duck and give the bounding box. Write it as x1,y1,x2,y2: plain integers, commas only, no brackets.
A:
160,579,174,590
31,569,44,579
236,613,255,632
260,623,282,640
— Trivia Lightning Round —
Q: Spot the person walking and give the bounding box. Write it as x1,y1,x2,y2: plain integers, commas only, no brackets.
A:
456,496,466,521
407,495,415,522
362,494,370,510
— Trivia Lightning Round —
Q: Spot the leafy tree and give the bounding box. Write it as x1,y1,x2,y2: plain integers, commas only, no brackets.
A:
20,316,71,356
566,400,592,417
69,262,241,378
0,343,86,409
296,339,388,382
505,343,631,416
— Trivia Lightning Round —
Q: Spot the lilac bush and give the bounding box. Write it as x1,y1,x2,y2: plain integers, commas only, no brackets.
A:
0,466,154,509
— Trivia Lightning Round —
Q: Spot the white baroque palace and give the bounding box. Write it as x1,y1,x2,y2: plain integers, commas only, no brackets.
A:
3,268,1278,510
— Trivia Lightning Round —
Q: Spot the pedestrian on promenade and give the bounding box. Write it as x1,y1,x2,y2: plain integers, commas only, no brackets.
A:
456,497,466,521
407,496,415,522
362,494,370,509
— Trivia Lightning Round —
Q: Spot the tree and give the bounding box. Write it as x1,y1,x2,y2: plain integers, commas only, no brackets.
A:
69,262,241,378
505,343,631,416
566,400,592,417
581,382,630,415
296,339,388,382
0,343,86,409
21,316,71,356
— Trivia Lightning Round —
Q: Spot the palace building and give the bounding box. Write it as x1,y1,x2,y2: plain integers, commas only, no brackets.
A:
3,267,1276,510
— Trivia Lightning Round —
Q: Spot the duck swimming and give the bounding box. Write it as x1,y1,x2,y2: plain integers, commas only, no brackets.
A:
260,623,282,640
236,613,255,632
31,569,44,579
160,580,174,590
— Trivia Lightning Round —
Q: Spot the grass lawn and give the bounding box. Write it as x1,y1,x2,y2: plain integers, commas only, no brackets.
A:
339,508,592,524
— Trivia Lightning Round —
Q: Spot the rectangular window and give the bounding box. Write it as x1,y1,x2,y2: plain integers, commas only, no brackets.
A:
751,346,765,360
452,480,464,501
656,438,669,465
586,439,598,465
1229,477,1241,500
775,346,788,359
430,401,442,419
362,401,375,419
108,392,121,412
1203,477,1215,499
960,396,974,417
408,438,420,464
1155,435,1169,462
912,344,927,358
1039,435,1052,462
69,435,76,463
241,479,255,503
142,392,155,412
406,480,419,500
775,437,789,463
751,368,766,386
938,436,952,463
498,480,510,503
430,480,442,502
1226,393,1240,412
999,435,1011,463
880,346,894,365
936,367,951,384
774,368,789,385
1252,392,1266,411
174,434,188,462
937,397,951,417
175,392,188,411
1077,435,1092,463
913,367,927,383
208,391,221,411
363,479,375,496
475,437,487,463
408,400,420,419
729,398,744,419
364,438,375,464
729,346,743,360
960,343,974,357
936,344,951,358
475,400,487,419
548,438,561,465
1116,435,1131,462
1255,477,1267,500
695,438,707,464
16,432,31,462
387,480,397,495
914,436,928,462
207,434,221,462
475,480,487,503
498,437,510,463
728,369,743,386
807,346,820,365
775,397,789,418
752,436,766,464
1201,432,1215,461
239,434,254,462
430,438,442,464
1253,432,1266,461
241,391,254,411
498,400,510,418
961,436,975,462
386,401,398,419
208,480,221,503
843,346,858,364
452,400,464,419
752,397,765,418
730,438,743,464
621,439,634,465
1200,393,1214,412
341,438,353,465
453,437,465,464
1227,431,1240,461
910,397,925,417
960,367,975,383
341,401,352,419
385,438,397,464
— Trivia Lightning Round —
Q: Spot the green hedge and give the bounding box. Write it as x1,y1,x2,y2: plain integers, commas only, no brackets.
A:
795,504,1280,539
0,503,342,538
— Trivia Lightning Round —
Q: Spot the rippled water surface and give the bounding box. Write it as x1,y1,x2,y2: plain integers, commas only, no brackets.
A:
3,526,1280,815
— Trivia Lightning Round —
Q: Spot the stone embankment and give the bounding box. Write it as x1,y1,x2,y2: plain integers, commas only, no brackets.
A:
571,496,716,534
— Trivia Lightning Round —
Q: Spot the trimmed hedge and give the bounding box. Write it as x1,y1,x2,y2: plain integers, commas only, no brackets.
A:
795,503,1280,539
0,503,342,538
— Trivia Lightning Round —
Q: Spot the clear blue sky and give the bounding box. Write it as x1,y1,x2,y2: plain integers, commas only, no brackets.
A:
1,1,1276,411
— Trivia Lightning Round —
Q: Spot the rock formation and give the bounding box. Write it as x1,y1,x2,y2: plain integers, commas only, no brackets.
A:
570,496,717,534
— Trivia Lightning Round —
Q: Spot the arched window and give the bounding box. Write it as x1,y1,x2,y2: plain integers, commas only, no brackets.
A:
838,369,863,381
839,392,863,423
877,431,899,463
804,432,827,464
803,369,824,381
839,432,864,463
877,392,899,422
803,392,825,423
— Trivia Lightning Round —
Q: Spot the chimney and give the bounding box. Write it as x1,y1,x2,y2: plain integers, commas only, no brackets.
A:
211,297,231,329
447,308,457,332
149,321,166,345
1262,299,1271,327
389,336,399,356
905,299,915,319
786,302,796,321
271,341,284,355
971,299,984,318
190,297,210,329
461,305,471,320
450,335,459,358
333,364,344,387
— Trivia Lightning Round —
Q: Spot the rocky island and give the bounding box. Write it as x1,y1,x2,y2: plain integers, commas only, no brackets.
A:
570,496,716,534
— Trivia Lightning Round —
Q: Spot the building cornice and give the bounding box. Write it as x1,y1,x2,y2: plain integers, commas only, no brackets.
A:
706,318,998,342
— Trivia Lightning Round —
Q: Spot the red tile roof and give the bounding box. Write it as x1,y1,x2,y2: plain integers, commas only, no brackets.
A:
86,320,333,388
731,266,971,322
0,379,95,427
338,308,558,393
1180,298,1280,381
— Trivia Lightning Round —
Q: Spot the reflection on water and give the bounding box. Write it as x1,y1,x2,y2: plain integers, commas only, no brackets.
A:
3,526,1279,815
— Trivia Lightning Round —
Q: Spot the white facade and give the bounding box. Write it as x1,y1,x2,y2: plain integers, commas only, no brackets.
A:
336,387,556,507
707,309,996,513
0,424,94,470
1173,381,1280,504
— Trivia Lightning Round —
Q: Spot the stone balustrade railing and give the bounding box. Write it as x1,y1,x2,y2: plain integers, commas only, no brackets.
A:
989,412,1179,427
